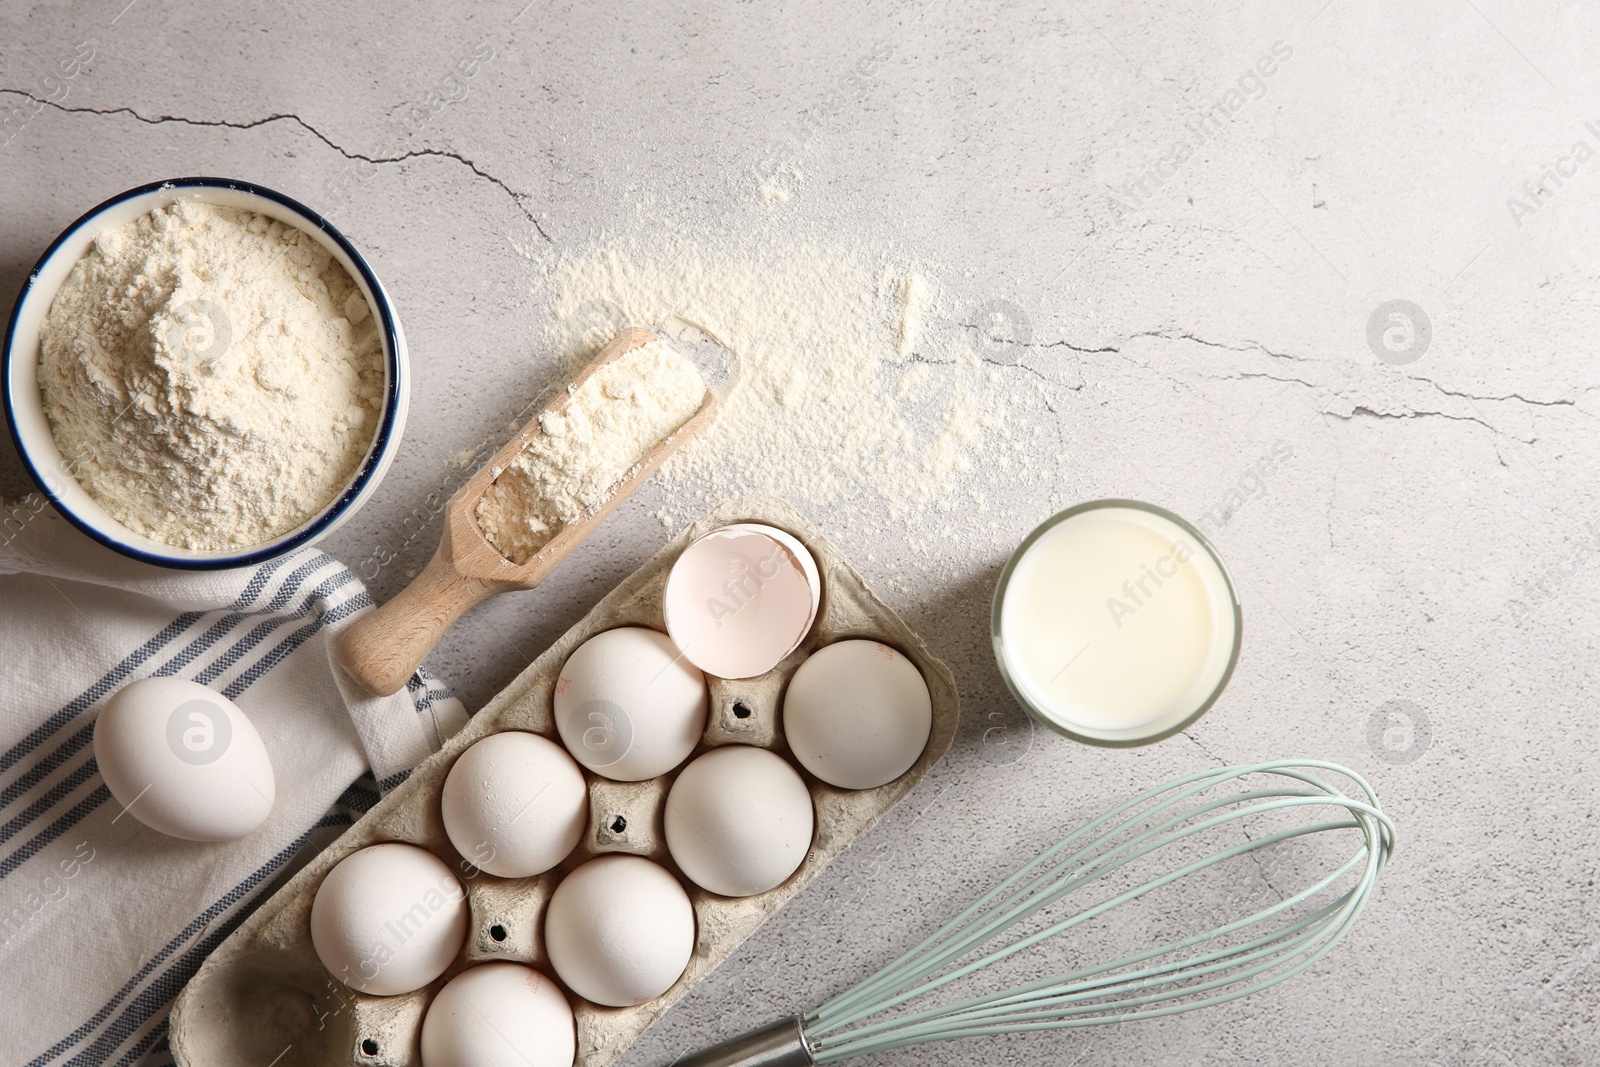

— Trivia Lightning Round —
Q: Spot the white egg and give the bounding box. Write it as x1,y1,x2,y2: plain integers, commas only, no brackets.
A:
665,746,814,897
420,962,575,1067
310,842,468,995
782,640,933,789
553,627,707,781
543,855,695,1006
91,676,275,842
441,732,588,878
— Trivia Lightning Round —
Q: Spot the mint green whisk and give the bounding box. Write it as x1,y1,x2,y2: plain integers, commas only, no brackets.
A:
671,760,1394,1066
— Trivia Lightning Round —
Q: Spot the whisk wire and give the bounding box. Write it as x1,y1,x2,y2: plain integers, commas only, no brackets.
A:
803,760,1394,1063
810,821,1370,1052
856,827,1373,1031
824,889,1376,1058
855,881,1366,1048
815,764,1376,1023
818,798,1376,1031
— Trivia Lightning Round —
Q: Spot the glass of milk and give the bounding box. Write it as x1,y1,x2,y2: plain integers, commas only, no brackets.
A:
992,500,1242,746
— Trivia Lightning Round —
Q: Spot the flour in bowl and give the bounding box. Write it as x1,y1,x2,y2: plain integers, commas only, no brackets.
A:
37,199,384,550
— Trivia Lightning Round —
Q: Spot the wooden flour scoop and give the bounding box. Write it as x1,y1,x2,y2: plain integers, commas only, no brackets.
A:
336,327,717,696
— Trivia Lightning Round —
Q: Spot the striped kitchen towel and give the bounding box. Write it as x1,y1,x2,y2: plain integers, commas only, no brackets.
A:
0,504,469,1067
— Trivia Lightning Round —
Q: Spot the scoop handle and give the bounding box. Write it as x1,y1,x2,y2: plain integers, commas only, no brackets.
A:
336,549,503,696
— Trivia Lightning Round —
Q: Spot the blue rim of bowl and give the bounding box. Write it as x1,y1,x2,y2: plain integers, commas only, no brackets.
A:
989,498,1244,748
1,176,402,571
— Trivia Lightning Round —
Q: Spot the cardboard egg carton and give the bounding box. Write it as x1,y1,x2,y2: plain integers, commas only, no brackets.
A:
170,496,960,1067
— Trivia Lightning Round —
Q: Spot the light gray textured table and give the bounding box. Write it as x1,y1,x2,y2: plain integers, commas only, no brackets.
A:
3,2,1596,1064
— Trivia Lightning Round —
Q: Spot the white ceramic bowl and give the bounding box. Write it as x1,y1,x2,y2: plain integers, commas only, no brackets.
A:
2,177,410,569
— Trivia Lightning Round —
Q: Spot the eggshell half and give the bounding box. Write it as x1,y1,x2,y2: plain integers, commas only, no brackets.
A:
663,523,821,679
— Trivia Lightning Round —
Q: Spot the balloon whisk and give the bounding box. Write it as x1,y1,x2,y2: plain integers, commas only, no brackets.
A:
671,759,1395,1066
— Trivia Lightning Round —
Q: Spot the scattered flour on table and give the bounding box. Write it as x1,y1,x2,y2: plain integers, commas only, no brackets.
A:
894,272,932,363
475,339,704,564
757,166,804,204
37,199,382,550
523,229,1061,535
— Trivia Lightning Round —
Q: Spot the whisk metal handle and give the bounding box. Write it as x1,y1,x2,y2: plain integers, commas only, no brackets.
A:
668,1016,814,1067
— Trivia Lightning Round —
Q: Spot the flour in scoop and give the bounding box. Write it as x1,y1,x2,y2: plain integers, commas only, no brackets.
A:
475,340,704,564
37,199,383,550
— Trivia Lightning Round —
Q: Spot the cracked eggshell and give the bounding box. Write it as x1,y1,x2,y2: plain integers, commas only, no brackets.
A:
91,676,275,842
420,961,576,1067
663,523,821,679
782,640,933,789
543,855,695,1007
442,731,587,878
309,842,468,996
553,627,707,781
665,745,814,897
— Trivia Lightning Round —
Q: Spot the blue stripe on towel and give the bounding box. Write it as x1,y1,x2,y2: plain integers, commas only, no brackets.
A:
335,777,381,814
0,761,98,847
28,813,354,1067
191,559,342,686
219,582,367,698
0,784,109,880
112,1017,167,1067
377,767,414,793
